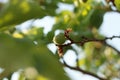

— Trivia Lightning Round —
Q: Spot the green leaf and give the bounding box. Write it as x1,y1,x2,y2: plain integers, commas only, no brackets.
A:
46,31,54,43
33,42,70,80
0,33,34,72
89,9,105,28
0,33,69,80
115,0,120,11
0,0,46,27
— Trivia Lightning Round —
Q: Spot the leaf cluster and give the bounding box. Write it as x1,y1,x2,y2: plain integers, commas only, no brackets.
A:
0,0,120,80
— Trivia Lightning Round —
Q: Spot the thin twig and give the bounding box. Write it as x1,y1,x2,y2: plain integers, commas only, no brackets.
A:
62,58,107,80
104,35,120,53
105,42,120,54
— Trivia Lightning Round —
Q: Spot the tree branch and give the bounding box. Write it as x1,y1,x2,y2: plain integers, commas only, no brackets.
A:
104,35,120,54
62,58,107,80
105,42,120,54
55,30,120,79
55,30,120,56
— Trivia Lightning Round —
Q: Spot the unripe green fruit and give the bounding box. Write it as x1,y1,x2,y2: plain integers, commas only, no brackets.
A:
114,0,120,11
53,33,66,45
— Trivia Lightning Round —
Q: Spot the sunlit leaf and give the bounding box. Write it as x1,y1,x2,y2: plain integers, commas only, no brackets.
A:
0,0,46,27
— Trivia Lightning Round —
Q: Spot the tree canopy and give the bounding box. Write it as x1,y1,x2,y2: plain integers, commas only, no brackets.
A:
0,0,120,80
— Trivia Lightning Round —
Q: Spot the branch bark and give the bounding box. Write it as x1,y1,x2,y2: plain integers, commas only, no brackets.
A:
62,59,107,80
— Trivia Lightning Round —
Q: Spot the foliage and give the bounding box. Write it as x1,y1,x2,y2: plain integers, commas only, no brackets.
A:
0,0,120,80
115,0,120,11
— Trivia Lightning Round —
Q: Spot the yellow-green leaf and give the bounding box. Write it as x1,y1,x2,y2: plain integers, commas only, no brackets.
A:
0,0,45,27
